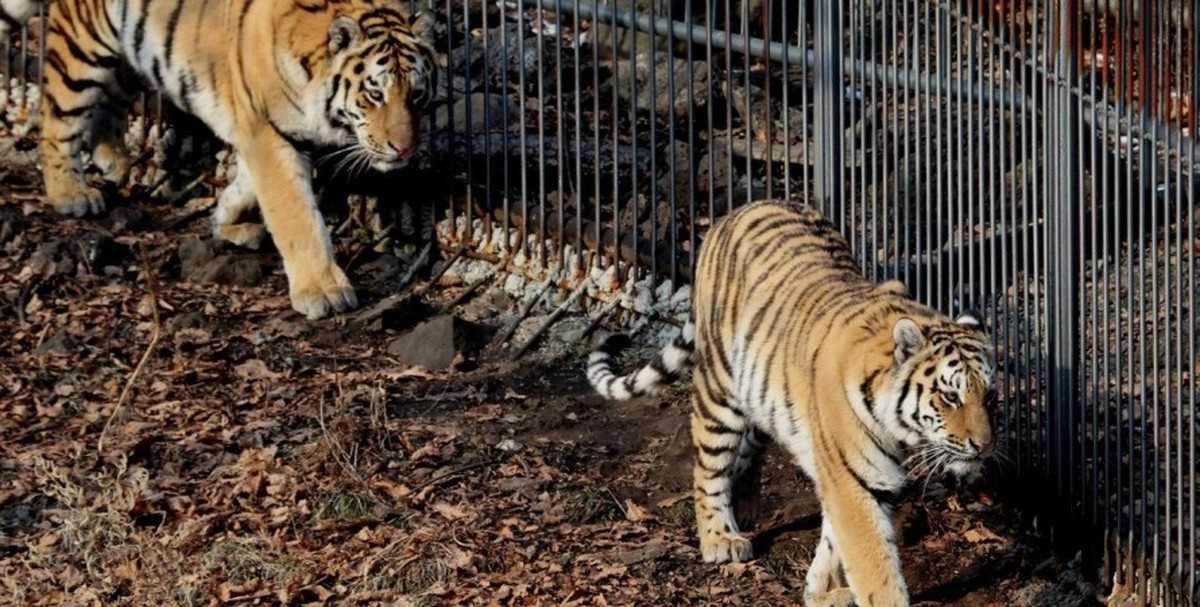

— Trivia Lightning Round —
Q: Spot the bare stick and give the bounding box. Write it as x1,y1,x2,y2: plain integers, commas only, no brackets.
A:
98,244,162,456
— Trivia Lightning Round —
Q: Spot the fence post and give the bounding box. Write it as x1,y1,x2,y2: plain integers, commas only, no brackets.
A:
812,0,844,224
1047,0,1080,499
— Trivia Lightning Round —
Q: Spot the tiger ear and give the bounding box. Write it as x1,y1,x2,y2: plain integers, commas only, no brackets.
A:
329,16,363,54
893,318,924,364
956,311,984,330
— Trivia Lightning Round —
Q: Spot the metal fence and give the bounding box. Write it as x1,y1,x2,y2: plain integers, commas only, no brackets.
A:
2,0,1197,603
428,0,1198,602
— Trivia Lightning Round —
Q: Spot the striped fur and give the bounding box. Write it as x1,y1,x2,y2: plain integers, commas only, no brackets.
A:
22,0,437,319
588,200,996,607
587,321,695,399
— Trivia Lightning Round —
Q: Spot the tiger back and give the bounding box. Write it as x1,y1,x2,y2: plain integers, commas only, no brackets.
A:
588,200,996,607
29,0,437,319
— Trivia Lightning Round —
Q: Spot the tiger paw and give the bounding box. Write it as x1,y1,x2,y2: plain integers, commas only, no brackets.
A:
699,531,754,563
48,184,106,217
288,265,358,320
804,588,855,607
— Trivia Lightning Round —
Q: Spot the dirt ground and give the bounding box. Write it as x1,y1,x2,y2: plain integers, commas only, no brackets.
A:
0,159,1105,605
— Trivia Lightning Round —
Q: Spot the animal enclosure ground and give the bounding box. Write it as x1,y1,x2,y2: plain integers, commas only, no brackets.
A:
0,165,1102,605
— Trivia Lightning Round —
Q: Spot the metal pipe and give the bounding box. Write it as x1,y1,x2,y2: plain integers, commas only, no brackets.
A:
522,0,1038,114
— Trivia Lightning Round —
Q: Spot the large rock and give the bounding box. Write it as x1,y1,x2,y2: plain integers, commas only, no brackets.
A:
177,236,267,287
386,315,485,371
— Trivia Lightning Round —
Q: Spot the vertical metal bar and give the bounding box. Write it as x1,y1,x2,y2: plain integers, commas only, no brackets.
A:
1020,0,1037,474
723,0,734,214
1099,0,1115,560
934,3,946,311
919,0,932,305
665,0,677,286
1178,0,1195,591
499,0,513,242
961,0,973,313
1086,0,1100,530
896,0,907,291
461,0,474,246
535,0,547,267
573,0,583,275
741,0,752,207
799,0,809,207
700,0,705,253
482,0,494,245
812,0,844,223
592,0,603,272
869,0,880,281
1137,0,1152,588
553,0,565,272
628,0,640,282
609,2,621,279
780,0,792,202
648,0,659,280
517,3,530,260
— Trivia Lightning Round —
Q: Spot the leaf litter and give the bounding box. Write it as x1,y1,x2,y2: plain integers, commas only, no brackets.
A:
0,187,1103,605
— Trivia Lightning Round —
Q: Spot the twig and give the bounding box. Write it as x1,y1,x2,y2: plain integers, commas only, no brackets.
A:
578,295,624,342
437,273,496,314
317,372,393,511
510,279,592,361
488,277,556,354
159,196,217,232
416,246,467,297
97,244,162,457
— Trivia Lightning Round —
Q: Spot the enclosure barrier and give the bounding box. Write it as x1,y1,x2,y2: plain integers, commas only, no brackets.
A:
2,0,1197,603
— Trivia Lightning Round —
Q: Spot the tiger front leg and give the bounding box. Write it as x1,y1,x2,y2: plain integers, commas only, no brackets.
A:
40,71,110,216
236,128,357,319
691,378,754,563
817,477,909,607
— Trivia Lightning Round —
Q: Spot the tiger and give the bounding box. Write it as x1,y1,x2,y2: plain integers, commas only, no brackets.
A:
587,200,996,607
7,0,437,319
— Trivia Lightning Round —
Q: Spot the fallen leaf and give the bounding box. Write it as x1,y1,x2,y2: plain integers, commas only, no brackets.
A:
235,358,281,381
964,525,1007,544
624,499,654,523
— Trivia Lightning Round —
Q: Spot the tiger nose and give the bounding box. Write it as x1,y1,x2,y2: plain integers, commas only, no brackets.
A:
969,438,994,457
388,142,410,157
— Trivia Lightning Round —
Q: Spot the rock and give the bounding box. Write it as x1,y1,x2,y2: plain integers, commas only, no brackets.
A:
106,206,146,232
435,92,516,134
386,314,485,371
0,207,21,247
35,331,77,357
177,236,267,287
656,140,694,202
613,56,710,118
71,232,127,273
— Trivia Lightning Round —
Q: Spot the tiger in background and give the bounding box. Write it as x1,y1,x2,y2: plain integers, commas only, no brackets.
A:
2,0,438,319
588,200,997,607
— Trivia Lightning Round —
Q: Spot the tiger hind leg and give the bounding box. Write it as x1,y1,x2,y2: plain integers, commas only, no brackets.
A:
212,155,268,249
88,105,131,186
39,6,119,217
731,426,769,532
691,374,753,563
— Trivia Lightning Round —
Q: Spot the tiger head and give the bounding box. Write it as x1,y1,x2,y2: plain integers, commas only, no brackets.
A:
888,313,996,478
325,6,438,171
